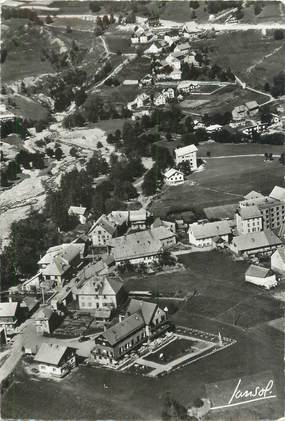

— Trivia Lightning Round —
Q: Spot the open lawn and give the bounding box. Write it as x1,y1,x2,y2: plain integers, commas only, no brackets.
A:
2,21,54,83
181,85,269,116
197,142,285,157
3,252,284,420
150,155,284,217
145,338,199,364
117,56,151,82
99,85,139,106
104,31,135,54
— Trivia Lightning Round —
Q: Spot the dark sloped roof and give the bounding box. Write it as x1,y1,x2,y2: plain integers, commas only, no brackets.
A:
126,299,157,325
103,312,145,346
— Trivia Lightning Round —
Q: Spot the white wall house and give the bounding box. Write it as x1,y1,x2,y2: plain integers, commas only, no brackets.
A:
245,265,277,290
174,145,198,169
153,93,166,106
188,220,231,248
271,246,285,275
164,168,184,186
34,343,76,378
236,205,263,235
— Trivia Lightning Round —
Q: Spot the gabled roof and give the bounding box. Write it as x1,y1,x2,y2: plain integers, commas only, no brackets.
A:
36,306,54,320
175,144,198,158
232,230,282,252
103,312,145,346
164,168,183,179
110,230,162,261
188,220,231,240
34,343,72,366
77,274,124,297
272,245,285,263
245,264,272,278
68,206,87,216
126,299,158,324
237,205,262,220
269,186,285,202
41,258,70,277
245,101,259,110
38,244,81,266
244,190,265,200
151,226,175,241
0,302,19,318
129,209,148,222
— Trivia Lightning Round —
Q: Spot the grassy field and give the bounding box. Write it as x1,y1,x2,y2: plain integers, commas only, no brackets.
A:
197,142,284,157
150,155,284,217
181,85,269,116
2,20,54,83
104,30,136,54
99,84,138,106
2,251,284,420
117,56,152,82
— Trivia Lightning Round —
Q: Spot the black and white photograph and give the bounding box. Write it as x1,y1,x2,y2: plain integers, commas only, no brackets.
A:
0,0,284,419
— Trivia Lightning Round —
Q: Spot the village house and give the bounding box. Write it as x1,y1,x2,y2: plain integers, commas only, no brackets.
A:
245,264,277,289
75,274,127,318
127,93,151,110
241,122,269,137
177,80,195,94
34,343,76,378
146,16,160,27
188,220,232,248
165,53,181,70
39,243,82,288
245,100,259,116
144,42,162,55
35,306,60,335
229,229,282,257
129,209,149,231
139,74,153,87
271,245,285,275
68,205,88,224
236,205,263,235
174,42,191,55
232,105,248,121
168,69,182,80
0,302,22,335
151,217,176,234
109,227,176,266
174,144,198,169
162,87,175,99
88,215,117,247
239,187,285,231
91,299,167,363
164,168,184,186
153,92,166,106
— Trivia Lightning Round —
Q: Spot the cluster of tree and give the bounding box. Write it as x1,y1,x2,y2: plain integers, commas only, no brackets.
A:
161,393,188,421
207,1,242,15
2,5,43,24
95,14,116,35
264,152,274,161
46,146,64,160
189,1,200,9
86,150,110,178
0,160,21,187
265,71,285,97
104,76,120,87
0,118,29,139
1,46,8,64
202,111,232,126
15,149,46,169
274,29,284,40
1,211,60,289
181,60,235,82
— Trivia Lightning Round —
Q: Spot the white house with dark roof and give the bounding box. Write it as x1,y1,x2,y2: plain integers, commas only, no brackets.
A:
88,214,117,247
174,145,198,169
34,343,76,378
188,220,232,248
236,205,263,235
68,205,88,224
230,230,282,256
245,264,277,289
0,302,21,335
164,168,184,186
245,101,259,116
271,245,285,275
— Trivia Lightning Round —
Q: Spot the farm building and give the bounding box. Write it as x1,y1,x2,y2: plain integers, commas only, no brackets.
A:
245,265,277,289
271,246,285,275
174,144,198,169
164,168,184,186
188,220,232,248
34,343,76,378
229,230,282,257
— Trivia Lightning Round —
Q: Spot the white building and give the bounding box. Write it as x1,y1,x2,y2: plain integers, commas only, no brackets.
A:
245,265,277,290
271,245,285,275
174,144,198,169
68,205,88,224
188,220,232,248
34,343,76,378
164,168,184,186
144,42,161,55
236,205,263,235
127,93,151,110
153,92,166,106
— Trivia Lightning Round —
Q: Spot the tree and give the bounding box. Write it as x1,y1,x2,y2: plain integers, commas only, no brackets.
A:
279,153,285,165
1,47,8,64
189,1,200,9
46,14,53,24
109,13,115,24
264,152,269,161
142,165,162,196
6,161,20,180
90,2,101,13
0,171,9,187
159,250,176,267
46,147,54,158
55,147,63,161
254,2,263,15
84,94,104,122
102,15,110,28
274,29,284,40
66,25,72,33
161,393,187,421
166,132,172,142
206,151,211,157
69,147,78,157
86,151,109,178
32,153,45,169
177,160,192,175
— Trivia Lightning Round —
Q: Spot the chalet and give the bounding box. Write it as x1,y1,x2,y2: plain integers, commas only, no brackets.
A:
127,93,151,110
241,122,268,136
174,42,190,54
39,244,81,288
164,33,180,46
271,245,285,275
164,168,184,186
109,227,176,266
139,74,153,87
174,145,198,169
188,220,232,248
91,300,167,363
162,88,175,99
165,54,181,70
151,217,176,234
245,264,277,289
147,16,160,27
35,306,60,335
245,100,259,116
88,214,117,247
0,302,22,335
269,185,285,202
75,274,127,317
236,205,263,235
34,343,76,378
206,124,222,134
140,31,154,44
144,42,161,55
229,230,282,257
68,205,88,224
129,209,149,231
153,92,166,106
177,80,194,94
232,105,247,121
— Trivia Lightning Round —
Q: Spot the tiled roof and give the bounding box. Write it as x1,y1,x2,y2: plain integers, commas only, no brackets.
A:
238,205,262,219
34,343,72,366
269,186,285,202
245,101,259,110
38,244,81,266
110,230,162,261
175,144,198,157
68,206,87,215
103,312,145,346
245,264,272,278
273,245,285,263
41,258,70,277
189,220,231,240
244,190,265,200
164,168,183,178
232,230,282,252
126,299,158,324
